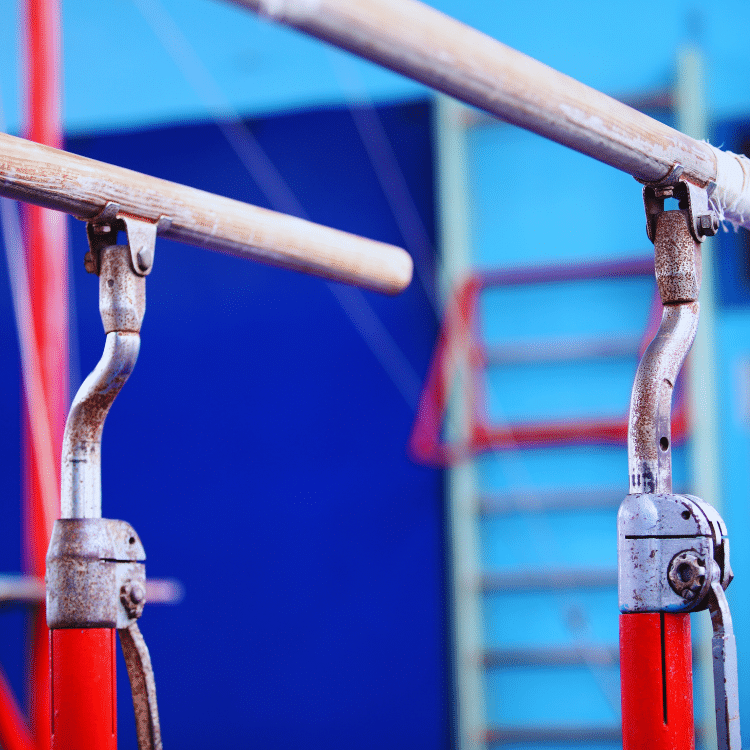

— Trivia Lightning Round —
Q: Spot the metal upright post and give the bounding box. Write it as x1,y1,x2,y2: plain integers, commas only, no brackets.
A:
48,219,161,750
434,95,486,750
619,181,741,750
619,201,703,749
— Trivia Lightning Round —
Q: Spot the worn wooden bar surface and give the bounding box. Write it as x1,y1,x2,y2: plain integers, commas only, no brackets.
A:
232,0,750,229
0,131,412,294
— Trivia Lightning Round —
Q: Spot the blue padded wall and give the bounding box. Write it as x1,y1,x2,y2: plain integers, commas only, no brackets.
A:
0,100,447,749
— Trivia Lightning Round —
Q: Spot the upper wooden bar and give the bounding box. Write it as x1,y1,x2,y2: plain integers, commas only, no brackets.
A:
231,0,750,230
0,131,412,294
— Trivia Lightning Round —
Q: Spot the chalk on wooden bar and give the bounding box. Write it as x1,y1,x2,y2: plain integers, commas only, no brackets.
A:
0,131,412,294
231,0,750,234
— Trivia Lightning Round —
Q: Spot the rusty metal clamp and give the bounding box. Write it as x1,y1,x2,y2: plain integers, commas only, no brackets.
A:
617,193,741,749
46,518,146,629
47,218,163,750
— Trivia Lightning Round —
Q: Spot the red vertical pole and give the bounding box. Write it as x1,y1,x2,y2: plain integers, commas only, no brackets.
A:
23,7,118,748
22,0,68,747
50,631,117,750
620,612,695,750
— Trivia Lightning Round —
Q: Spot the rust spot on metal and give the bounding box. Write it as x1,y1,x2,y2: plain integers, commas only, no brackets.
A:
654,211,701,303
628,209,702,494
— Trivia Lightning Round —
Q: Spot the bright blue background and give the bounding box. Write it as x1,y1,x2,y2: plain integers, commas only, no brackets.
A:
2,0,750,747
1,1,750,134
0,102,446,749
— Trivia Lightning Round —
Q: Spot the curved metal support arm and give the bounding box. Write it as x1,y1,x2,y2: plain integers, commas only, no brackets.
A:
628,209,702,495
627,302,698,495
61,332,140,518
61,244,145,519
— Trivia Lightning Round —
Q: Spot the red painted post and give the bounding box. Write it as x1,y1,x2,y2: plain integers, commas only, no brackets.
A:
620,612,695,750
22,0,68,747
51,630,117,750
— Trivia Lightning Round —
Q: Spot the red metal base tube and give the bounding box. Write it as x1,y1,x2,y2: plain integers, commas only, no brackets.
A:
51,629,116,750
620,612,695,750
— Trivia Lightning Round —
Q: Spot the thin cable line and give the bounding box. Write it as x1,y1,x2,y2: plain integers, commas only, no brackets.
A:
0,195,58,544
0,88,59,546
130,0,423,409
326,52,439,315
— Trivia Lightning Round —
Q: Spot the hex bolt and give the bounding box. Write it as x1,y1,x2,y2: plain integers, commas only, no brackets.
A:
120,581,146,620
698,213,719,237
129,583,146,604
667,551,707,601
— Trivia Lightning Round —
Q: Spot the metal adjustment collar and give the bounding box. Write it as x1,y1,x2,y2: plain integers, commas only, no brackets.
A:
45,519,163,750
618,493,730,613
46,518,146,630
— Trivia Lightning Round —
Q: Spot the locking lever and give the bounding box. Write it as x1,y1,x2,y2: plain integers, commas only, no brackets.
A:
710,582,742,750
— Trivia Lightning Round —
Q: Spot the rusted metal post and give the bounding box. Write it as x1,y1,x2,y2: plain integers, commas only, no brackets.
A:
620,207,701,750
48,239,153,750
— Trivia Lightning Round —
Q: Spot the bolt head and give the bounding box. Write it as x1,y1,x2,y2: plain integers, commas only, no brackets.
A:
698,214,719,237
136,247,153,272
120,581,146,619
668,550,708,603
129,583,146,604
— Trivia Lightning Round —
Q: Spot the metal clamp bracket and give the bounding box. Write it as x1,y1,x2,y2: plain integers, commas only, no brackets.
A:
618,492,731,613
46,518,163,749
46,518,146,630
84,201,171,277
618,492,740,748
644,175,719,244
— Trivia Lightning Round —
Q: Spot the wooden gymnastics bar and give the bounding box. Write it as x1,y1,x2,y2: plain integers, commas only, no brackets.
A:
0,131,412,294
231,0,750,229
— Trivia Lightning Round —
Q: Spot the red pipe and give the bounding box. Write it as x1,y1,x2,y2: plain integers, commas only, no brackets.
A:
620,612,695,750
51,630,116,750
22,0,68,748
